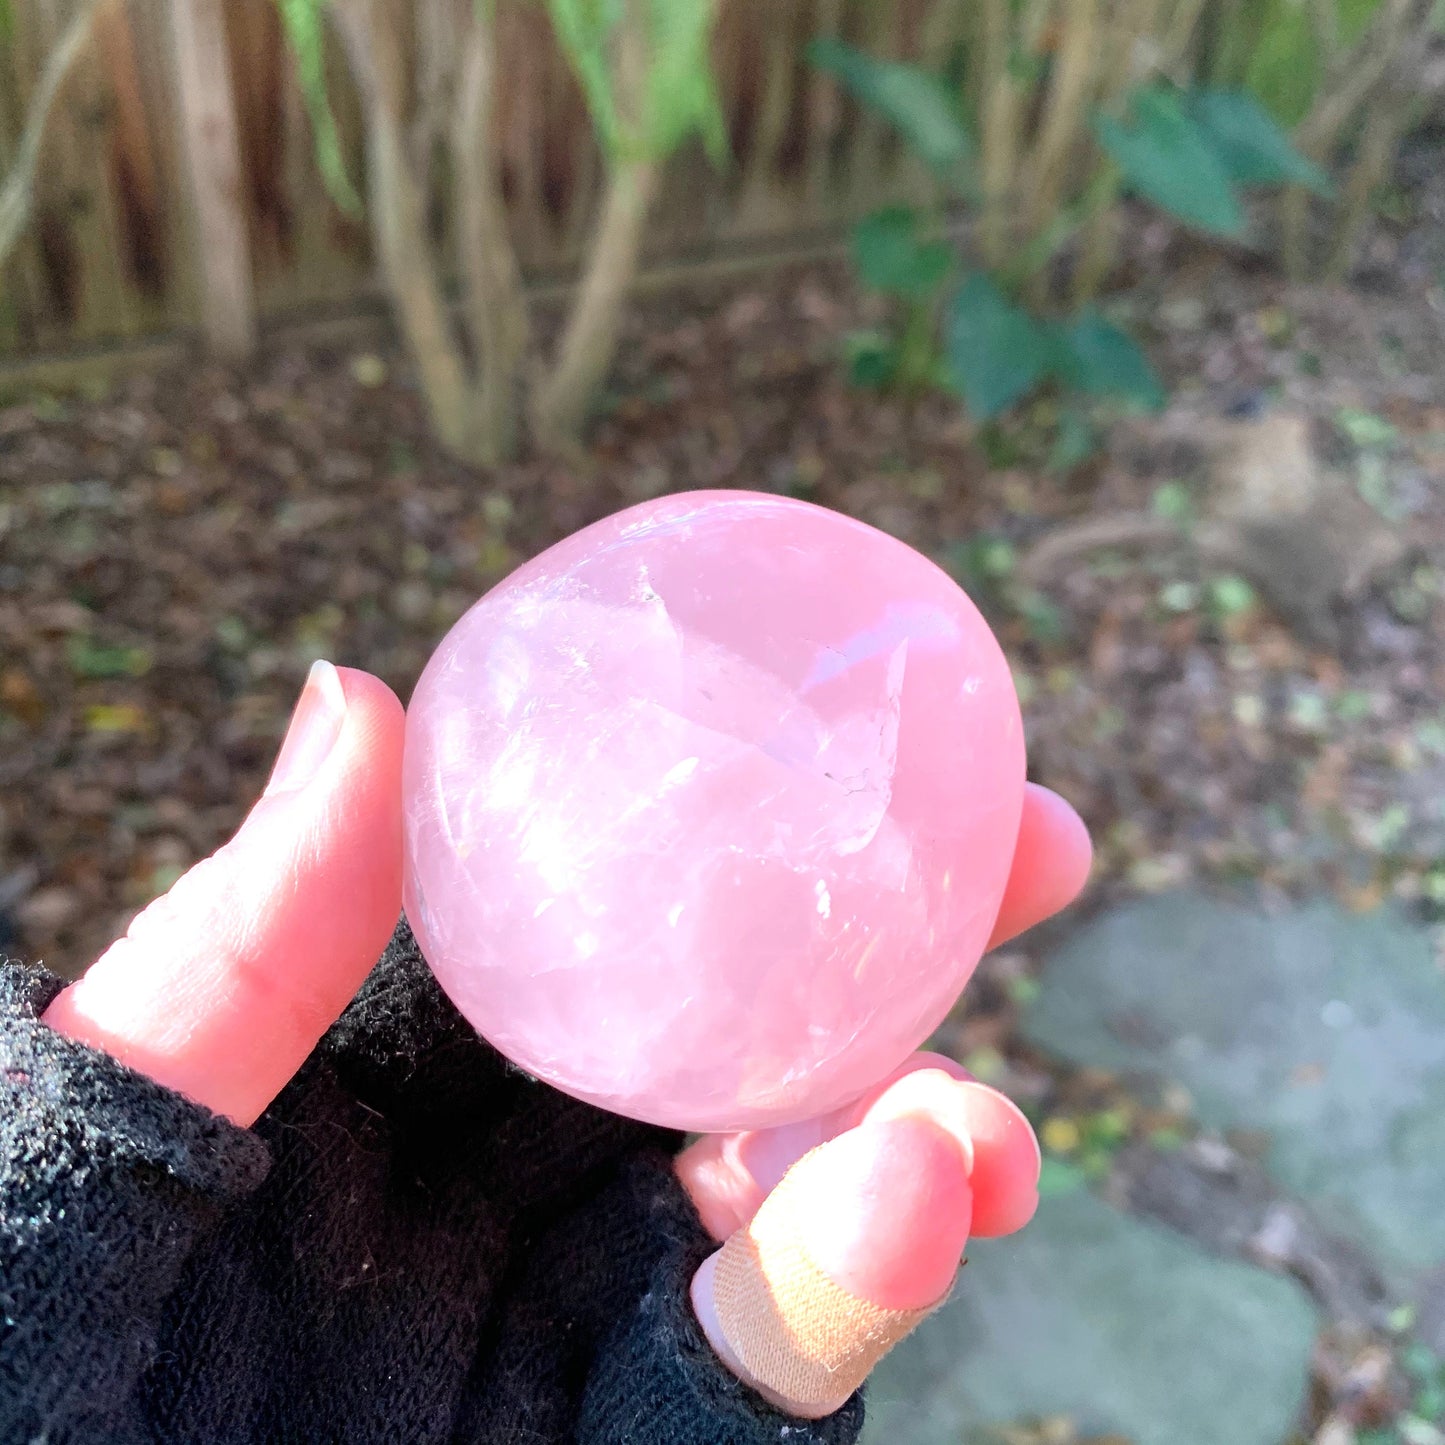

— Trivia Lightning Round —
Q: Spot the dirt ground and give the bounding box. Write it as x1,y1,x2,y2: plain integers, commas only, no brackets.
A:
3,224,1443,982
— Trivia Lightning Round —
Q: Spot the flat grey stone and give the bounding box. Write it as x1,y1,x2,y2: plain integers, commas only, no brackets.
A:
862,1189,1317,1445
1024,894,1445,1276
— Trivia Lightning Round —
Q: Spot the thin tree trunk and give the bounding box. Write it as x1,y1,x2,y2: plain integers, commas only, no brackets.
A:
532,154,659,451
977,0,1021,267
71,0,145,336
1282,0,1429,277
1160,0,1210,74
1296,0,1423,157
334,0,479,460
532,0,672,452
1024,0,1098,245
371,103,478,455
167,0,257,358
0,0,103,272
1323,97,1407,282
1324,5,1434,284
412,0,458,168
1075,0,1157,302
453,5,529,464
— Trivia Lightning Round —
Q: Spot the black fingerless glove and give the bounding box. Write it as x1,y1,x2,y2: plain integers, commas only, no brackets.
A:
0,923,864,1445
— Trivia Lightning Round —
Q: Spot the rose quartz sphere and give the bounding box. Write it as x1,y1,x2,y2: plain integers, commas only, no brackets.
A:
403,491,1025,1132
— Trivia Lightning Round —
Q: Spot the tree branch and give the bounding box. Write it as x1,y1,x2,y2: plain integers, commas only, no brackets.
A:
333,0,479,458
453,1,530,463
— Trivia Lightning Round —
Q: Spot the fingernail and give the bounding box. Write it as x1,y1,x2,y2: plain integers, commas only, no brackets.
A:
855,1069,978,1175
265,661,347,796
694,1117,973,1417
804,1116,972,1309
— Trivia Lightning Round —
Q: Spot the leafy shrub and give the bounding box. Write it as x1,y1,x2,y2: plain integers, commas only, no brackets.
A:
810,35,1326,453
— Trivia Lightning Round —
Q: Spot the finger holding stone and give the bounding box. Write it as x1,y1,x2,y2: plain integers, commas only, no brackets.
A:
677,1055,1038,1243
690,1114,973,1419
675,1050,970,1240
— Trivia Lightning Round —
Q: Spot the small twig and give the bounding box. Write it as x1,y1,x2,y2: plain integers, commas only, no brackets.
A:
1018,512,1183,585
1017,511,1239,587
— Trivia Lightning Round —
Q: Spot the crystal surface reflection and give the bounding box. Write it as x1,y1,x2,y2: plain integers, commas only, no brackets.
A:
403,491,1025,1131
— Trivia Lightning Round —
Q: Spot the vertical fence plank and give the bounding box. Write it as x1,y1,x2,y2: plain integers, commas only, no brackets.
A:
2,0,1218,360
9,0,73,350
0,9,48,350
737,0,804,229
126,0,195,332
166,0,257,356
804,0,844,212
103,0,171,332
39,0,147,341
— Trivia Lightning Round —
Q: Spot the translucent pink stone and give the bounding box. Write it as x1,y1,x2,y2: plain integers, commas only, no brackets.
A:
403,491,1025,1132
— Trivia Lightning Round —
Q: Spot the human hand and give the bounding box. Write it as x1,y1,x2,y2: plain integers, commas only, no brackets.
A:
41,662,1089,1423
677,785,1092,1417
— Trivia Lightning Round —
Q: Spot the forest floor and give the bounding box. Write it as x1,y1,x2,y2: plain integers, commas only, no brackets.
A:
3,225,1442,978
2,161,1444,1444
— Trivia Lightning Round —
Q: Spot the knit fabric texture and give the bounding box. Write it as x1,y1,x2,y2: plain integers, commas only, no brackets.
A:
0,921,866,1445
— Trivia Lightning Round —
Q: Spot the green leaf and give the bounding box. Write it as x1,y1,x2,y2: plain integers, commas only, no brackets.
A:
1037,1158,1087,1198
1185,88,1332,196
1053,308,1166,410
808,38,972,179
845,331,900,390
66,637,153,679
1208,574,1257,618
1337,405,1398,448
1403,1342,1442,1385
1093,86,1245,237
548,0,725,164
851,208,952,299
1244,0,1320,128
962,534,1019,583
275,0,362,218
547,0,626,157
1047,407,1099,472
1152,480,1195,523
1415,1383,1445,1421
639,0,727,162
1015,588,1068,644
945,273,1051,420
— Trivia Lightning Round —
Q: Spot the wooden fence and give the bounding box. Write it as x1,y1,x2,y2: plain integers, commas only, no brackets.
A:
0,0,942,358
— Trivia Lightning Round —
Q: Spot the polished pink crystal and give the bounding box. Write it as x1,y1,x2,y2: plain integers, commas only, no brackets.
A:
403,491,1025,1132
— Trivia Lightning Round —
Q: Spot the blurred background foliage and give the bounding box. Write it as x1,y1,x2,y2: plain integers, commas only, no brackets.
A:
1,0,1441,456
2,4,1444,1442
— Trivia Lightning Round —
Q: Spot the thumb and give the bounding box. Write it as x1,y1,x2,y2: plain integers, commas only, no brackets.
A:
43,663,404,1126
690,1114,972,1419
